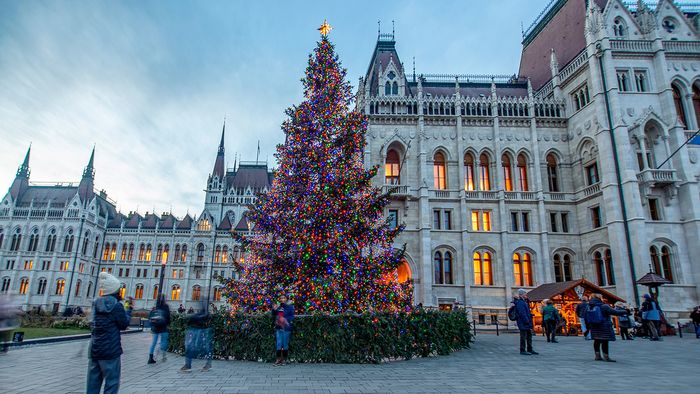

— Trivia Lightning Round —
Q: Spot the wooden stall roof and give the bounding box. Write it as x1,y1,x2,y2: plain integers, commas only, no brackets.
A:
636,272,672,286
526,278,625,303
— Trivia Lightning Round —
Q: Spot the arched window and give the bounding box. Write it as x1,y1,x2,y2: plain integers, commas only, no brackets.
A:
197,243,205,263
174,244,181,262
604,249,615,286
546,153,559,192
385,149,401,185
444,252,453,284
138,243,145,261
120,243,127,261
87,281,93,298
156,244,163,262
1,277,10,293
55,278,65,295
163,244,170,262
0,228,4,249
434,251,443,284
153,285,159,300
553,253,573,282
479,153,491,191
464,153,475,191
613,17,626,37
128,244,134,261
192,285,201,301
650,246,660,277
46,229,57,252
222,246,229,263
74,279,81,297
145,244,152,261
392,81,398,95
433,152,447,190
63,230,75,253
660,246,673,282
28,229,39,252
385,81,391,95
517,153,529,191
197,219,211,231
693,84,700,128
103,243,111,260
171,284,181,301
594,249,615,286
118,284,126,299
473,251,493,286
19,277,29,295
37,278,47,295
397,260,411,283
672,84,688,127
215,245,222,263
502,154,513,191
134,284,144,300
513,251,533,286
93,236,99,258
181,244,188,262
82,234,89,255
213,286,222,301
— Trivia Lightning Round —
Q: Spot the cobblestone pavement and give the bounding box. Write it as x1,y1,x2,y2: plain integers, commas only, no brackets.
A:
1,332,699,393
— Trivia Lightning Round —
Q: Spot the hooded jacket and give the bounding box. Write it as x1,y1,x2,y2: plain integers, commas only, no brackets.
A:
585,298,625,341
90,294,131,360
513,297,533,330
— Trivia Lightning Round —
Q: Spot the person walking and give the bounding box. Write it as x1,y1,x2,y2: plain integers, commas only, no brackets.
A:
86,272,133,394
584,293,627,362
273,293,295,365
690,305,700,339
576,296,591,340
181,306,212,372
147,295,171,364
641,294,662,341
614,302,633,340
541,299,559,343
177,304,185,314
510,289,538,356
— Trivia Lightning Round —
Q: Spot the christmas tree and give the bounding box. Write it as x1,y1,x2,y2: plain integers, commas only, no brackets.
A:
221,22,413,314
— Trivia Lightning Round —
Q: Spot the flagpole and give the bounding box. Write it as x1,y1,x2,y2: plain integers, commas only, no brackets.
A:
655,128,700,170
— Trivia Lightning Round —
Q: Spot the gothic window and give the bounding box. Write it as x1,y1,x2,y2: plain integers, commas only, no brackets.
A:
163,244,170,262
585,162,599,185
119,284,126,299
385,149,401,185
693,84,700,128
1,277,10,293
513,251,533,287
222,246,229,263
616,70,630,92
464,152,475,191
197,219,211,231
473,250,493,286
93,236,99,258
120,243,127,261
171,284,181,301
145,244,152,261
553,253,573,282
434,251,443,284
55,278,65,295
517,153,529,191
174,244,181,262
138,243,145,261
613,17,626,37
134,284,144,300
213,286,222,301
502,154,513,191
19,277,29,295
0,228,3,250
82,236,89,255
650,245,674,282
46,229,57,252
128,244,134,261
478,153,491,190
572,84,590,111
192,285,201,301
10,228,22,252
87,281,93,298
662,18,677,33
197,243,205,263
635,70,648,92
593,249,615,286
110,242,117,261
74,279,81,297
215,245,222,263
63,230,75,253
385,81,391,95
181,245,188,262
153,285,159,300
546,153,559,192
156,244,163,262
37,278,47,295
396,259,411,283
103,243,111,260
433,152,447,190
392,81,398,95
672,84,688,127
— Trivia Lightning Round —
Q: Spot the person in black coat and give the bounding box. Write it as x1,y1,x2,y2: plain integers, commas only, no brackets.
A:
510,289,539,356
584,293,627,362
147,295,171,364
86,272,133,394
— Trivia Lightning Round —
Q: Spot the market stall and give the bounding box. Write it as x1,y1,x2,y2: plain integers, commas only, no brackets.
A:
526,279,625,335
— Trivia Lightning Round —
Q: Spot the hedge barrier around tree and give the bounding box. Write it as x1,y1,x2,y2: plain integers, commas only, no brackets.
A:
167,308,473,363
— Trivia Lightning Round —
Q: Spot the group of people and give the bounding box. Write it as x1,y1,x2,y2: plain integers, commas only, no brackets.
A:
85,271,296,393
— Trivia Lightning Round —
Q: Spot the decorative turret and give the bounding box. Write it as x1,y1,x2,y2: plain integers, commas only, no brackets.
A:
9,146,31,201
78,147,95,203
209,121,226,186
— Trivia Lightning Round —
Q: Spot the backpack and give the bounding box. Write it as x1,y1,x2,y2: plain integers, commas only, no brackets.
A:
507,305,518,321
585,305,604,325
149,309,166,327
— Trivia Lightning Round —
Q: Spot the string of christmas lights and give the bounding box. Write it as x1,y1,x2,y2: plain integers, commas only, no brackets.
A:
219,33,413,314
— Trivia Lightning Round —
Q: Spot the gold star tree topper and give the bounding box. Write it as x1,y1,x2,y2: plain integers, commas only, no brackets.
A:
318,20,332,36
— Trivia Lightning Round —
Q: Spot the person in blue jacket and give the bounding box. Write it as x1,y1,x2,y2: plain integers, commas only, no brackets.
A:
86,272,133,394
585,293,627,362
511,288,538,356
272,293,295,365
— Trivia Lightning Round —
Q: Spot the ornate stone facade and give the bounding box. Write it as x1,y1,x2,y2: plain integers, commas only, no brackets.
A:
360,0,700,320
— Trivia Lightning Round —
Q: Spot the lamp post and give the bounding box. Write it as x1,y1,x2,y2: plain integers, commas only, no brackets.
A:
157,251,167,307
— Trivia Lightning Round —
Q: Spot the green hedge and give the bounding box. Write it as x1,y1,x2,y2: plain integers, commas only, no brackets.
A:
167,309,473,363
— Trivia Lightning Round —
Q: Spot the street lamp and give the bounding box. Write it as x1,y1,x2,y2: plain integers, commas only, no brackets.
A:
157,251,167,307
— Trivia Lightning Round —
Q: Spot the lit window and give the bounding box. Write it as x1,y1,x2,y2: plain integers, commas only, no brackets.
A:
134,284,144,300
386,149,401,185
171,285,181,301
192,285,201,301
464,153,475,191
55,279,65,295
145,244,152,261
473,251,493,286
517,153,529,191
118,284,126,299
19,277,29,295
502,154,513,191
479,153,491,190
213,287,222,301
513,252,533,287
433,152,447,190
397,260,411,283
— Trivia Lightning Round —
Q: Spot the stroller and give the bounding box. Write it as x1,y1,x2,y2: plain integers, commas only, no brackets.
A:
631,320,649,338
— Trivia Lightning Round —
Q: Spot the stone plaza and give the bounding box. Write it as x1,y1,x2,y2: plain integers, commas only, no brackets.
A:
1,332,699,393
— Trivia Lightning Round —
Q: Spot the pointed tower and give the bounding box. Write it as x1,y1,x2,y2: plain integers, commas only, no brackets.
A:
9,146,31,202
78,147,96,203
205,121,226,224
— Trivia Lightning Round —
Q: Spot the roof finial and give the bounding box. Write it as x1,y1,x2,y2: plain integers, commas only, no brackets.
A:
412,57,416,82
392,20,395,36
377,20,381,37
218,119,225,154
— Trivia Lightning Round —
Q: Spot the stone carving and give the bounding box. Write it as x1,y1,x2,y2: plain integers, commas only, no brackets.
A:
627,108,635,117
584,120,591,130
689,150,697,164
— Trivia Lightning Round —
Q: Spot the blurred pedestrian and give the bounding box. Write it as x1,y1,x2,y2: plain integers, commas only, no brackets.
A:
614,302,633,340
576,295,591,340
148,295,171,364
181,304,212,372
0,295,22,354
690,306,700,339
86,272,133,393
541,299,559,343
187,306,194,314
273,293,295,365
584,293,626,362
641,294,662,341
178,304,185,314
509,289,538,356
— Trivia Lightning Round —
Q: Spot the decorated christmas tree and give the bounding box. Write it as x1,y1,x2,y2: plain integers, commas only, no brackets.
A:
221,22,413,314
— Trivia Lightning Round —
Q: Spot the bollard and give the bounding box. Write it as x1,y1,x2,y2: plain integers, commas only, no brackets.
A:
496,320,499,336
473,319,477,336
678,322,682,338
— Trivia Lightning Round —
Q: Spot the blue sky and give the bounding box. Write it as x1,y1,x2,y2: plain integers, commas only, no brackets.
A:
0,0,550,216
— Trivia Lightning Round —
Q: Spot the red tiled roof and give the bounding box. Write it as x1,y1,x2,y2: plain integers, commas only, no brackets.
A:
124,213,142,229
141,213,159,229
217,215,232,231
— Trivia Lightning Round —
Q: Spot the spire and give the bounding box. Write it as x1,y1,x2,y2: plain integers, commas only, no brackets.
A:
211,121,226,179
78,147,95,202
9,145,31,200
